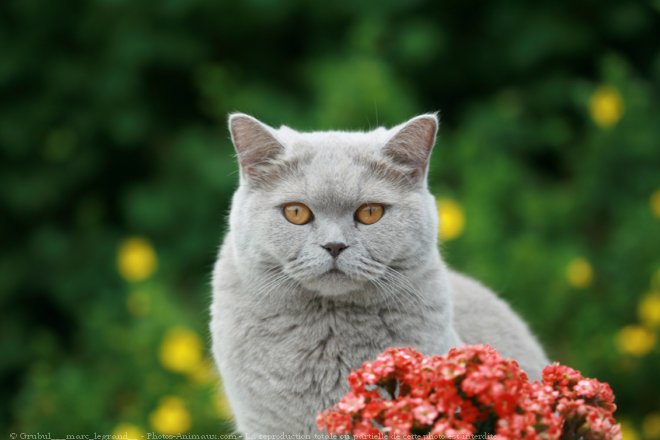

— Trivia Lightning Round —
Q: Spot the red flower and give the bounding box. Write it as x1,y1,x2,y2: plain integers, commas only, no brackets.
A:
353,420,381,439
337,391,366,414
413,402,438,425
317,345,621,440
316,409,352,434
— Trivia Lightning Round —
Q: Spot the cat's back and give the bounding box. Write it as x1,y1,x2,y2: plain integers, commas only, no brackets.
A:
448,270,548,379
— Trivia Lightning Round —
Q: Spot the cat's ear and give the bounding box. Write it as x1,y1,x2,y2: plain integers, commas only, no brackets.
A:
383,113,438,181
228,113,284,181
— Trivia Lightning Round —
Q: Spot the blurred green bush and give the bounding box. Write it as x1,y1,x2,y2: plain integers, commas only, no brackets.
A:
1,0,659,438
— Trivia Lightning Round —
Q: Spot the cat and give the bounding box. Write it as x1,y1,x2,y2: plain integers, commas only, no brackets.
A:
210,113,549,435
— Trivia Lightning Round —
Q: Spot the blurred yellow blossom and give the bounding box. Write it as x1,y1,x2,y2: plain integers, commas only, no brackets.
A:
639,292,660,328
589,85,624,128
437,198,465,241
620,421,639,440
127,289,151,317
117,237,157,282
615,325,656,357
150,396,191,434
159,327,203,374
651,189,660,218
566,257,593,288
112,423,144,440
643,412,660,439
214,388,234,421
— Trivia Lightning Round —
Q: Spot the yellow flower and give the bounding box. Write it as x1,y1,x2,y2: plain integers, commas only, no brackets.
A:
437,198,465,241
117,237,157,282
127,289,151,317
159,327,203,374
589,85,624,128
643,412,660,439
150,396,191,434
112,423,144,440
620,421,639,440
651,189,660,219
639,292,660,328
214,388,234,421
566,257,593,288
615,325,656,357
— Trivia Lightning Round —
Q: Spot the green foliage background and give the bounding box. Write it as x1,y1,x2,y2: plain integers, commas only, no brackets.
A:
2,0,659,437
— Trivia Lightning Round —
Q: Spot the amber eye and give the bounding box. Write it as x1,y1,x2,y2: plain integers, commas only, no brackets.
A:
355,203,385,225
282,202,313,225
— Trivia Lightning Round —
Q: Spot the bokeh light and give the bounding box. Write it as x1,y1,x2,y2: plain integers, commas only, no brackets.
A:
615,325,656,357
112,423,145,440
149,396,191,434
651,189,660,219
643,412,660,440
437,198,465,241
566,258,594,289
638,292,660,329
159,327,204,375
117,237,158,282
589,85,624,128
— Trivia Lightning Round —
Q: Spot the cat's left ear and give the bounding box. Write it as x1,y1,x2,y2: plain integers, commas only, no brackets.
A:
383,113,438,181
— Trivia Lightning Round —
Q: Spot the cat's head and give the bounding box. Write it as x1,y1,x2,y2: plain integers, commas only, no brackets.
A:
227,113,439,297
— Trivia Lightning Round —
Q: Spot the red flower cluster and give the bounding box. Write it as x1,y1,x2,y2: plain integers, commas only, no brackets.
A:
317,345,621,439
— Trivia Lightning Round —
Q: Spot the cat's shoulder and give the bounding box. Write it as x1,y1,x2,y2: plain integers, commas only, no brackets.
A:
447,269,548,377
447,270,502,304
447,269,526,321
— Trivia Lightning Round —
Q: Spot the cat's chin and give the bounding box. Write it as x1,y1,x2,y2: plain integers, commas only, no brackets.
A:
300,271,368,297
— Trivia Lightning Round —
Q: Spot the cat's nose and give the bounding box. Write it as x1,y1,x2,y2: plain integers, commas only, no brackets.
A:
321,242,348,258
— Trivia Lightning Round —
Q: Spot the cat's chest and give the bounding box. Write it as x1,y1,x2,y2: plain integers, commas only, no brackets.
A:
252,305,397,353
236,304,402,393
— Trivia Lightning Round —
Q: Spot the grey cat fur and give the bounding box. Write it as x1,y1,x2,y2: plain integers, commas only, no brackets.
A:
210,113,548,434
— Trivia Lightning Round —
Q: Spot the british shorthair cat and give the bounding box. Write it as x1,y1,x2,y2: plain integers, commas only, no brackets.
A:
210,113,548,434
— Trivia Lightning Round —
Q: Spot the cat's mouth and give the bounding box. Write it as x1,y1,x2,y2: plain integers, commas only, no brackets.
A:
325,268,345,276
283,258,377,295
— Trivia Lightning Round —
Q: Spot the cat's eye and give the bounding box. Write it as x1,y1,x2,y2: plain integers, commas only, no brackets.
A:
282,202,313,225
355,203,385,225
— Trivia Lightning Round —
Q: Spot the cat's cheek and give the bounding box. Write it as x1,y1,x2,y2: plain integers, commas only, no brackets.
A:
357,226,397,262
368,216,426,265
271,220,315,262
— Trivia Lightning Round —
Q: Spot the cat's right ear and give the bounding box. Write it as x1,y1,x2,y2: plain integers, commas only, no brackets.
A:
382,113,438,182
228,113,284,182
